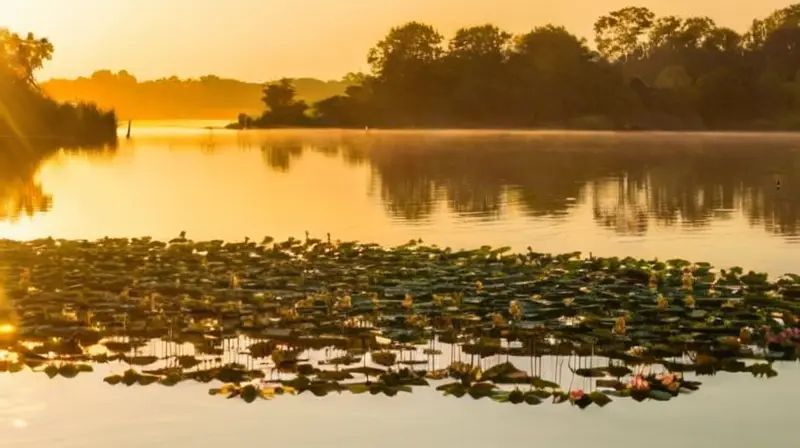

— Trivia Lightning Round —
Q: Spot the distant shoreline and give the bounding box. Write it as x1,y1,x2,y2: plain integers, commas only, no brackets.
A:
114,119,800,135
221,124,800,134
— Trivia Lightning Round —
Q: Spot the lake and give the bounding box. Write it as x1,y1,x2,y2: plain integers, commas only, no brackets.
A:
1,125,800,447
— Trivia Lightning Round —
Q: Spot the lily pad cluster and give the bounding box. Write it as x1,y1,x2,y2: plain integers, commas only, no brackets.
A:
0,234,797,408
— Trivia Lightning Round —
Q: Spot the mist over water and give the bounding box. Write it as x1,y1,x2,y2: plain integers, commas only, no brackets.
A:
2,125,800,448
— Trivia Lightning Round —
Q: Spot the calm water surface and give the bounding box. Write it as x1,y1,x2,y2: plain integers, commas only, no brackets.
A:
2,125,800,447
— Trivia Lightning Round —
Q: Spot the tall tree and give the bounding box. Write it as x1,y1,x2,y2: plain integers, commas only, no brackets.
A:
594,7,655,61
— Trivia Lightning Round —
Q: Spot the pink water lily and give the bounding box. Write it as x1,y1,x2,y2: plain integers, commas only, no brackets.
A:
656,372,678,386
766,327,800,344
569,389,585,401
627,374,650,391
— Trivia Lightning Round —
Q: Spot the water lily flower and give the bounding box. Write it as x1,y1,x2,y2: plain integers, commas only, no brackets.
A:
627,374,650,391
769,327,800,344
765,290,781,299
656,372,676,386
722,298,740,308
406,313,428,328
149,293,159,312
626,345,647,357
335,295,352,310
475,280,484,292
569,389,585,401
613,316,627,335
509,300,523,321
18,268,30,287
682,269,694,291
739,327,751,344
491,312,505,326
684,294,696,309
656,294,668,310
402,294,413,310
649,271,659,290
368,292,380,309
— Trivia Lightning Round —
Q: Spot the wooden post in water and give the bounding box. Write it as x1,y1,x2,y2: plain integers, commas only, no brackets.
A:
126,120,132,140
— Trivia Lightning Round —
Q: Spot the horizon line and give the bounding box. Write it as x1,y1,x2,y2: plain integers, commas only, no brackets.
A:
37,71,354,84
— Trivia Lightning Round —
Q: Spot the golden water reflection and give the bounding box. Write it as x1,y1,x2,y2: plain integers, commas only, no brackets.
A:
0,160,51,222
1,129,798,274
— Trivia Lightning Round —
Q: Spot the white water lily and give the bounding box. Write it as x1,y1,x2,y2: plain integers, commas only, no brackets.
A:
626,346,647,357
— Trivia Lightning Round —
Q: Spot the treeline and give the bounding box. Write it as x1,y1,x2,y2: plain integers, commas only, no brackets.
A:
41,73,354,120
234,4,800,130
0,28,117,153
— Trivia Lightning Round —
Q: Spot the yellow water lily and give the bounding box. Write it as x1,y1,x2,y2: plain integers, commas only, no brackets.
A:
491,312,505,326
613,316,627,335
406,313,428,327
149,293,158,312
217,383,238,395
683,294,696,309
425,369,448,380
402,294,413,310
721,298,739,308
739,327,751,344
295,297,315,309
18,268,30,287
649,271,658,290
259,387,276,400
656,294,668,310
681,270,694,291
279,307,299,320
509,300,523,321
369,292,380,310
279,385,297,395
335,295,352,309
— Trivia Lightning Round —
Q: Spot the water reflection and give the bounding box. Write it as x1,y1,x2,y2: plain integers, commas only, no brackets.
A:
1,129,799,278
254,131,800,238
0,159,50,222
0,144,117,223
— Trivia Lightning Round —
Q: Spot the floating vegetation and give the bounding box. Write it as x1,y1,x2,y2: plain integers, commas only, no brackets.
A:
0,234,798,409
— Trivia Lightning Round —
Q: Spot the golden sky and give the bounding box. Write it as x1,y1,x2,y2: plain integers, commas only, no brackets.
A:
0,0,791,82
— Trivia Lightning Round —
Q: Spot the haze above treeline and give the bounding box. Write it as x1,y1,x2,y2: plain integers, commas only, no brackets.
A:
20,3,800,130
41,74,354,120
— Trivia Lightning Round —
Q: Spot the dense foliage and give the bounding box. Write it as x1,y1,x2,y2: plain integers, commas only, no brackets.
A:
0,29,117,152
235,4,800,130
